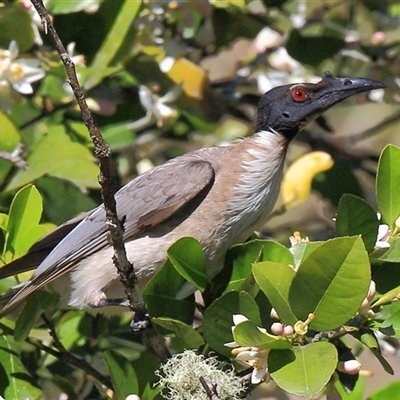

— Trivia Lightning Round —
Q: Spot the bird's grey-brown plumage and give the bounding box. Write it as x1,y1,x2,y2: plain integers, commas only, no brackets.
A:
0,72,386,316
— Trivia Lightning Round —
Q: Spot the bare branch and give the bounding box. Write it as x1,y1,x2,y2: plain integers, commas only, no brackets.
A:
0,144,28,170
29,0,144,315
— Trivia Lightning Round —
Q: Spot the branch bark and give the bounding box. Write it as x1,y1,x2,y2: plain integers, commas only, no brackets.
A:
29,0,144,315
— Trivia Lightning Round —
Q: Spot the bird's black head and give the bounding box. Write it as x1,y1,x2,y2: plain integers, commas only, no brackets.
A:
256,71,386,139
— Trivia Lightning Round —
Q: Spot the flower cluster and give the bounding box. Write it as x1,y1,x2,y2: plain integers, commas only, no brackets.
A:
225,314,270,385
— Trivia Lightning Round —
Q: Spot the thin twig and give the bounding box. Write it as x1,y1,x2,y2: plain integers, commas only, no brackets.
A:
0,144,28,170
0,321,112,388
199,376,221,400
29,0,144,314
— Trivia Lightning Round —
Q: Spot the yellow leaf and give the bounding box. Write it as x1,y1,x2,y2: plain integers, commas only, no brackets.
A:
166,58,207,100
281,151,334,208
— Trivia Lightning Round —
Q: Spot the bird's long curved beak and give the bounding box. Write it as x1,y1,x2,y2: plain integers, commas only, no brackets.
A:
312,71,387,101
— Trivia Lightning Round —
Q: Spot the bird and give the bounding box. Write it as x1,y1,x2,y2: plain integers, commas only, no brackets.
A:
0,71,386,317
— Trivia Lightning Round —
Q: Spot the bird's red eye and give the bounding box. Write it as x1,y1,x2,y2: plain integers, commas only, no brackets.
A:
292,88,307,102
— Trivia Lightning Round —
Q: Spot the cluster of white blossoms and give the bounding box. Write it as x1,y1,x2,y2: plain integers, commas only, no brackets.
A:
0,41,45,111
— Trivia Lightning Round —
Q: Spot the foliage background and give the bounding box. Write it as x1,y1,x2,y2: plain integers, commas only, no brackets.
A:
0,0,400,399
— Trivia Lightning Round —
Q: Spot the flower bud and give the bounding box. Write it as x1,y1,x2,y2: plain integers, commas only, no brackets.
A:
337,360,361,375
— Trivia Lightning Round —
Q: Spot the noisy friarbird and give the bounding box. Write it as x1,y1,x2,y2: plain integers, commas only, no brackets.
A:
0,72,386,317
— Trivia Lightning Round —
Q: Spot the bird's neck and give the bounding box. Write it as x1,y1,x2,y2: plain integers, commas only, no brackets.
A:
225,130,289,240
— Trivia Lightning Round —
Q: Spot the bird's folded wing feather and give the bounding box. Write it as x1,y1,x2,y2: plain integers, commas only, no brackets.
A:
1,157,215,312
0,212,89,279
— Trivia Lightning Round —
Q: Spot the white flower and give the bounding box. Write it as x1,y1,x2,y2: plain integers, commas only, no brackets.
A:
235,347,270,384
358,280,377,316
376,224,390,249
126,84,181,130
225,314,270,384
0,41,45,111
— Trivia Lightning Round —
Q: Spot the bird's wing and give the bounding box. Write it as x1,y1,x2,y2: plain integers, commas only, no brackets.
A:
1,157,215,312
0,212,89,279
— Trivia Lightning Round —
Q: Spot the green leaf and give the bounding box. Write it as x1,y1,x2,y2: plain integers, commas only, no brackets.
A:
6,125,99,191
380,309,400,339
287,30,344,66
224,239,293,294
370,380,400,400
14,292,59,342
290,241,323,270
372,239,400,263
289,236,371,331
14,225,48,257
84,0,141,89
352,329,394,375
0,336,42,399
5,185,43,256
152,317,205,349
104,349,139,400
335,377,365,400
233,320,290,349
143,259,195,326
0,8,35,53
269,342,338,398
203,291,260,356
336,194,380,253
38,176,97,225
373,285,400,308
167,237,209,292
376,144,400,226
101,122,136,151
253,261,297,326
0,112,21,183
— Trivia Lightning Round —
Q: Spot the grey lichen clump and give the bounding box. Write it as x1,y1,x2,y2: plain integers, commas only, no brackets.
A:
155,350,244,400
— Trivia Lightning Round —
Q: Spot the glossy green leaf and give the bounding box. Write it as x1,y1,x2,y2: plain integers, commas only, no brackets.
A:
335,375,365,400
6,125,99,191
289,236,371,331
143,259,195,326
0,336,42,399
372,239,400,263
167,237,209,292
373,285,400,308
253,261,297,326
269,342,338,398
376,144,400,226
85,0,141,89
14,225,48,256
369,380,400,400
225,239,293,293
233,320,290,349
380,309,400,339
290,241,322,270
6,185,43,256
203,291,260,356
336,194,380,253
152,317,204,349
352,329,394,375
104,349,139,400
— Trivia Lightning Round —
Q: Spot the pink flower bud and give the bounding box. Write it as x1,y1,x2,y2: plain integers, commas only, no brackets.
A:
271,322,284,335
337,360,361,375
